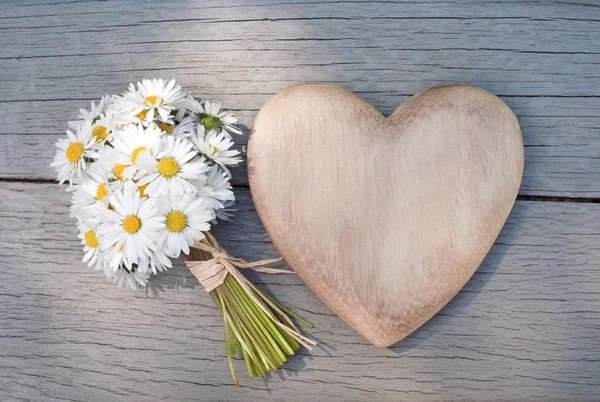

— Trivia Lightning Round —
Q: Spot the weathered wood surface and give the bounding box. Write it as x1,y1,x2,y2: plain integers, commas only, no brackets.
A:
1,0,599,400
1,182,600,401
1,0,600,196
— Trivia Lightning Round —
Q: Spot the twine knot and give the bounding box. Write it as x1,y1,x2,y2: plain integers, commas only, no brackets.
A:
184,232,317,352
184,232,289,293
211,250,231,260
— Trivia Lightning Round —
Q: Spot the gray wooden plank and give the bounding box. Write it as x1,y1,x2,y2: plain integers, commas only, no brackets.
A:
2,96,599,195
1,1,600,65
0,1,599,196
1,181,599,401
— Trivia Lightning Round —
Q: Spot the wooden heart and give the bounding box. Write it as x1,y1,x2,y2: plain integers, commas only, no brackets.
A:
248,84,524,347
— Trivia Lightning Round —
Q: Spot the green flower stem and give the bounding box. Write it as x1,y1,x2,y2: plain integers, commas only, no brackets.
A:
224,281,278,371
219,287,263,375
211,292,239,386
240,282,298,354
228,275,298,355
190,236,314,385
209,271,314,384
232,274,301,353
225,278,285,367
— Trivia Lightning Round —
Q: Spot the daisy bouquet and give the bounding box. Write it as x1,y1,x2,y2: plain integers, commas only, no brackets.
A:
52,78,315,385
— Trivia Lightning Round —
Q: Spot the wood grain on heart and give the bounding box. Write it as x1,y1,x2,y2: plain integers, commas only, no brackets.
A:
248,84,524,347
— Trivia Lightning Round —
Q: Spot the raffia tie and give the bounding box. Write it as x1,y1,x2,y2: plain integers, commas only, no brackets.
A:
185,232,291,293
184,232,316,349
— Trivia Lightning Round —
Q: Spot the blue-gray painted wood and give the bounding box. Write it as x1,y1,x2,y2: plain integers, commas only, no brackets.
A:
0,0,599,196
1,183,600,401
1,0,599,400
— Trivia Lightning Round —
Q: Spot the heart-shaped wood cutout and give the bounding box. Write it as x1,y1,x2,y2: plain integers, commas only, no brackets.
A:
248,84,523,347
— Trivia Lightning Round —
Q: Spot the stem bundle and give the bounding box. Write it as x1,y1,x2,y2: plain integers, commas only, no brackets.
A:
187,234,315,385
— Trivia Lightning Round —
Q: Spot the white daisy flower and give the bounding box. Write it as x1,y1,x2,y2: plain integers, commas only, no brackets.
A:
136,136,209,197
123,78,185,125
194,165,235,211
103,265,150,290
95,147,135,185
185,96,242,138
111,123,163,177
103,95,136,128
68,95,111,130
100,209,172,274
81,95,111,121
103,242,172,276
190,126,242,168
156,192,213,258
98,182,164,269
103,243,127,273
76,215,105,271
69,166,111,216
89,109,119,145
51,121,97,185
215,199,236,222
171,114,198,138
156,121,176,135
138,250,173,275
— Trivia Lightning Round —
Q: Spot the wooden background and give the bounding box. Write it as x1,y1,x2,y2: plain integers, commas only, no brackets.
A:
1,0,599,400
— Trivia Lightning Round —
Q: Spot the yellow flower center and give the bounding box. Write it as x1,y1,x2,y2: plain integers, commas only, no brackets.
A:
92,125,107,141
166,211,187,233
131,146,147,162
144,95,162,106
208,144,219,156
113,164,127,180
65,142,84,163
122,215,141,234
157,157,179,177
84,229,99,248
137,183,149,198
135,110,147,120
96,182,108,201
157,121,173,134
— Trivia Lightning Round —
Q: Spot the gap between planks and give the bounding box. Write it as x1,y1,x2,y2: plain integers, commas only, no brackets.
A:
1,178,600,204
